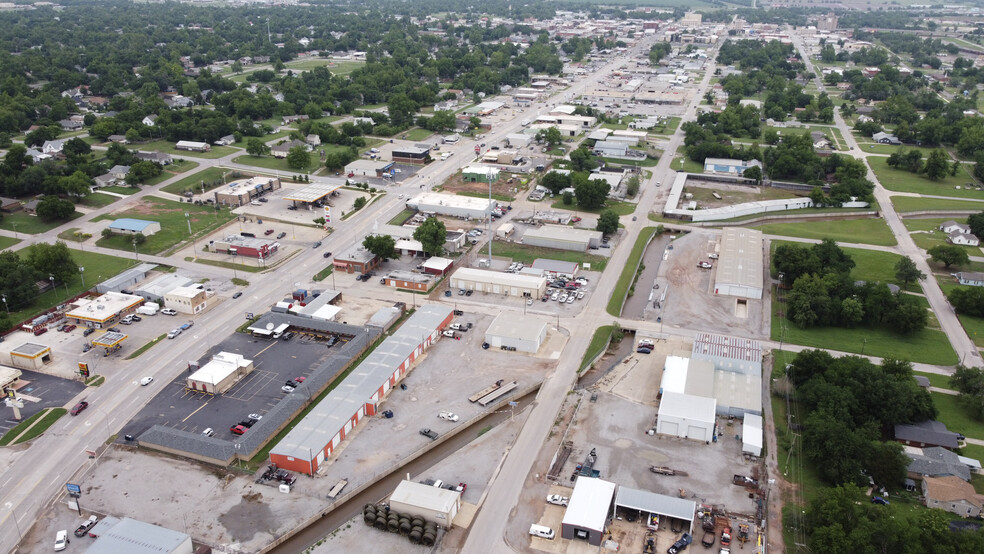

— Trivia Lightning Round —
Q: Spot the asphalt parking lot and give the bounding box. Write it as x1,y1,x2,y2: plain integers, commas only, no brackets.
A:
1,369,87,436
119,330,349,440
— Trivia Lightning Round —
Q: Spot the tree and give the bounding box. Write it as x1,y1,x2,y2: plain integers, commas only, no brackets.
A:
809,186,826,208
596,209,619,235
625,175,640,198
949,286,984,317
352,197,367,210
246,138,269,157
967,211,984,238
574,179,610,210
362,234,395,260
928,244,969,268
61,171,92,198
922,149,951,180
34,196,75,221
536,127,562,148
413,217,447,257
950,365,984,418
539,171,570,195
894,256,925,287
0,250,41,310
125,161,162,185
742,165,762,182
286,146,311,170
27,241,76,284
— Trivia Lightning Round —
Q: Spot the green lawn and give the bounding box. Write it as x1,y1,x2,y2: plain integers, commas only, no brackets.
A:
549,199,636,216
99,185,141,196
480,239,609,272
608,227,658,316
869,157,982,199
79,192,119,208
891,196,984,213
931,392,984,439
233,154,321,174
139,159,199,186
161,166,251,195
860,143,941,157
388,208,415,226
404,128,434,141
903,217,981,253
672,155,704,173
0,210,83,234
754,218,897,246
138,140,238,159
95,196,235,255
956,312,984,347
0,235,20,250
0,408,67,446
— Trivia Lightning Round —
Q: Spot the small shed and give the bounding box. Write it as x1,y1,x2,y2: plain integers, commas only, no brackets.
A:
561,476,617,545
742,413,763,457
613,486,696,534
388,480,461,528
421,257,453,276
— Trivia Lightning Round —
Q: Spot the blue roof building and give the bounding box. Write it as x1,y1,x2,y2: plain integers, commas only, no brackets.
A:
108,218,162,236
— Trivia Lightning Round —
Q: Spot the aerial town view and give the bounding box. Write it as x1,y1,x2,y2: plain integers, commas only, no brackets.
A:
3,0,984,552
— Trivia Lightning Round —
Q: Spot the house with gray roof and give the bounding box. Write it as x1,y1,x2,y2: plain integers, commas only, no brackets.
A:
907,446,971,482
895,420,960,450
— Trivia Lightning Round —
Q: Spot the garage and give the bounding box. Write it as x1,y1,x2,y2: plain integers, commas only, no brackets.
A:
388,480,461,528
484,314,548,353
614,486,696,534
656,391,716,442
561,476,617,545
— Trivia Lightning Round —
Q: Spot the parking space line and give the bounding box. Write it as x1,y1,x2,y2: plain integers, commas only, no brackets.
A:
182,400,211,422
255,342,278,357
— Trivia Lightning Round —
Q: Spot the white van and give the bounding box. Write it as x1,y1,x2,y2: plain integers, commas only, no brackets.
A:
529,524,555,539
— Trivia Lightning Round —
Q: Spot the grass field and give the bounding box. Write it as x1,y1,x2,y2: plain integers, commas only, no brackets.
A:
480,239,609,272
607,227,658,316
79,192,119,208
549,198,636,216
903,217,981,253
139,159,199,186
931,392,984,439
95,196,235,255
892,196,984,213
0,210,83,234
139,140,238,159
99,185,141,196
0,236,20,250
233,153,321,174
672,155,704,173
161,167,252,195
869,156,982,199
388,208,415,226
754,218,897,246
404,128,434,142
914,371,953,389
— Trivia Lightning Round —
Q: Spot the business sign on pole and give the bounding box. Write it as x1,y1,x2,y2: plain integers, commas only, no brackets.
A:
66,483,81,495
323,205,331,227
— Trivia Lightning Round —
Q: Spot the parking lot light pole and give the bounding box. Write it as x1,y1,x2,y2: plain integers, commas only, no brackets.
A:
79,266,85,290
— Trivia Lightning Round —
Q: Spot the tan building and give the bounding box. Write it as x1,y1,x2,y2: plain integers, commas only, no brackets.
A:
186,352,254,394
66,292,145,328
10,343,52,370
164,285,208,315
922,475,984,518
213,176,282,207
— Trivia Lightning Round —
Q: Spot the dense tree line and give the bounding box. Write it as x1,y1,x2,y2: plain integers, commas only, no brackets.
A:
0,242,77,311
776,240,926,334
786,349,935,487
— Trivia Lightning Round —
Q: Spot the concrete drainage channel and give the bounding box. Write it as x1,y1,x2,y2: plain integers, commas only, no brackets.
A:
267,386,540,554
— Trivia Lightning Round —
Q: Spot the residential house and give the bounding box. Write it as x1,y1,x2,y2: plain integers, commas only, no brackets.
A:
907,447,972,482
142,115,158,127
306,134,321,147
271,139,309,159
59,119,83,131
873,131,901,145
135,151,172,165
810,131,830,149
108,165,131,181
93,174,116,188
107,135,129,144
922,475,984,517
164,96,193,108
41,140,66,155
214,135,236,146
895,420,961,450
25,148,51,163
956,272,984,287
949,232,980,247
0,197,21,213
940,221,972,235
61,87,85,100
281,115,310,125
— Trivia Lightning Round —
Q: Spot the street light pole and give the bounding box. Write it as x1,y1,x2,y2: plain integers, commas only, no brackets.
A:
79,266,85,290
1,295,8,314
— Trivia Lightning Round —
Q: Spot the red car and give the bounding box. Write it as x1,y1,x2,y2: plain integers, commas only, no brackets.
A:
295,376,306,383
264,229,275,236
230,424,248,435
63,324,76,332
33,327,48,336
70,401,89,416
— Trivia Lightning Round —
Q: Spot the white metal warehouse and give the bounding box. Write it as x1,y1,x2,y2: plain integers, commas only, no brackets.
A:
714,227,764,299
449,267,546,298
523,224,602,251
87,517,193,554
388,480,461,528
657,391,716,442
561,477,617,545
485,313,548,353
743,413,763,457
407,192,494,220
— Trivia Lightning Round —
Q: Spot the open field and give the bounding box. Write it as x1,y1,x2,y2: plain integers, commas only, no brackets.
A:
139,140,238,159
754,218,897,246
139,159,199,186
161,167,255,195
95,196,235,255
404,128,434,142
0,236,20,250
931,392,984,439
903,217,981,253
480,239,609,272
892,196,984,213
79,193,120,208
869,156,983,199
0,210,82,234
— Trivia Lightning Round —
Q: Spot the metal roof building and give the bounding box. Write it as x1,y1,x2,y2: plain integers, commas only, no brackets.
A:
656,391,716,442
407,192,494,220
270,305,453,475
66,292,145,326
691,332,762,376
95,263,156,294
561,477,617,545
108,218,161,236
283,182,342,204
713,227,763,299
485,313,548,353
742,413,763,457
450,267,546,298
388,480,462,528
523,225,602,251
532,258,579,277
614,487,696,533
86,517,192,554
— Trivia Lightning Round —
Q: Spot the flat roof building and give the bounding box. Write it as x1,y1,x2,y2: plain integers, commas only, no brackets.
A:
186,352,254,395
164,285,208,315
94,263,157,294
345,159,394,177
392,146,431,165
613,487,696,535
383,270,433,292
208,235,279,259
9,343,51,370
86,517,192,554
333,243,380,274
66,292,145,326
450,267,546,298
562,477,617,545
214,176,281,207
523,224,603,251
388,480,461,528
485,313,548,353
714,228,764,299
531,258,579,278
283,182,342,205
692,332,762,376
407,192,494,220
134,273,194,301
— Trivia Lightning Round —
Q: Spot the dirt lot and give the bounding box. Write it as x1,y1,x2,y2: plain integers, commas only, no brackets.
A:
652,230,768,339
438,172,531,201
681,181,805,210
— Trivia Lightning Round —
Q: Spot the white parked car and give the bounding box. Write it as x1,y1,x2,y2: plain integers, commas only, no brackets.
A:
438,410,459,422
566,295,575,304
546,494,569,506
54,530,68,551
708,253,719,259
282,385,295,393
161,308,178,316
550,292,559,301
139,376,154,386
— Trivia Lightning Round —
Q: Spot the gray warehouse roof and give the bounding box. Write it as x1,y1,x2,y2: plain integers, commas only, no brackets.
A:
271,305,451,460
486,313,548,341
97,263,156,291
86,517,190,554
615,486,696,523
714,227,763,296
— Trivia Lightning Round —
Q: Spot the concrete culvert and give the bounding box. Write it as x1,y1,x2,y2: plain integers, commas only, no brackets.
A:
409,531,422,544
399,522,412,535
422,533,436,547
374,517,387,530
363,514,376,526
411,518,424,527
